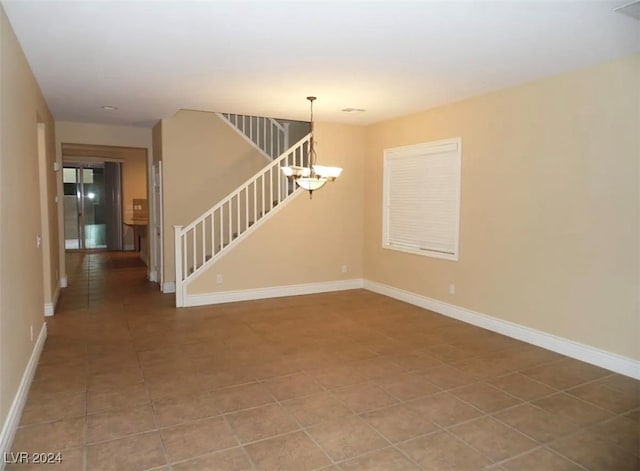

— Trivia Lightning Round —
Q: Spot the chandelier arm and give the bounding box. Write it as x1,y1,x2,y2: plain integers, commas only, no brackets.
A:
281,96,341,198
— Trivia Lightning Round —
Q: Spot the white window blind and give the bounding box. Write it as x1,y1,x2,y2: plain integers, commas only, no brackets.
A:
383,138,461,260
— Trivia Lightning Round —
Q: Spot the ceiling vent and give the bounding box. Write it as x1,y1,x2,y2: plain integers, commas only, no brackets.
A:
615,1,640,21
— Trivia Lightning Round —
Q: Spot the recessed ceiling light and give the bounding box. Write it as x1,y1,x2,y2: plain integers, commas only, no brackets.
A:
101,105,118,111
341,108,366,113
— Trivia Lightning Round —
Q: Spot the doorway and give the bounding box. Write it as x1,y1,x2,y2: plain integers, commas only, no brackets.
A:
63,163,123,250
152,161,164,287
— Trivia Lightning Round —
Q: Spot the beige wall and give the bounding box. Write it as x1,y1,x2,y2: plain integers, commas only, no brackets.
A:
55,121,151,262
161,110,271,284
188,122,365,294
0,4,57,432
55,121,153,149
364,55,640,361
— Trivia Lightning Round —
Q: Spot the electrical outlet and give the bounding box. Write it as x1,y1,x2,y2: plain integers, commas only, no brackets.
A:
341,264,347,273
449,283,455,295
216,274,223,284
36,235,41,248
30,325,33,341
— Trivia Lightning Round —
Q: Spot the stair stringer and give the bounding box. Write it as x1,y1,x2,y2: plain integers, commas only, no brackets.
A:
182,186,303,291
174,133,311,307
217,112,289,161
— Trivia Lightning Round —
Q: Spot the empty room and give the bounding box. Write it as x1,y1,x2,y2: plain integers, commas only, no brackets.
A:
0,1,638,470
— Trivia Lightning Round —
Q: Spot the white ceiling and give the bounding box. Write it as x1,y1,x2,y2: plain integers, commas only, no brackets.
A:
3,1,639,127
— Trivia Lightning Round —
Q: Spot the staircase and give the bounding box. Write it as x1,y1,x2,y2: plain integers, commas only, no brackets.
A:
173,117,311,307
219,113,289,160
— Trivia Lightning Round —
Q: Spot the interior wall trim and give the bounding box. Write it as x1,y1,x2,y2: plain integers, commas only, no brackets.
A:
162,281,176,293
363,280,640,379
184,278,365,307
0,323,47,469
43,284,60,317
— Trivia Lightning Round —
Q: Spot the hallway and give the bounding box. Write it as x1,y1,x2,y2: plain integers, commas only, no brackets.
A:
7,253,639,470
58,252,161,311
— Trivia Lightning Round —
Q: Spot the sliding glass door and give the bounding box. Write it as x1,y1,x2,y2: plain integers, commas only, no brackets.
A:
63,163,122,250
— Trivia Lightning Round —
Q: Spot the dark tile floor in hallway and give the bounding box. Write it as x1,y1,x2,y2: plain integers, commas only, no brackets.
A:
7,251,640,470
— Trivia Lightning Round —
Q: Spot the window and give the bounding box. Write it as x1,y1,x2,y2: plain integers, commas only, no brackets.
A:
382,137,462,260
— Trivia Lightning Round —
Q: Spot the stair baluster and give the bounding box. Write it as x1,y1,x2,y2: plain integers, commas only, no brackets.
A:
173,133,311,307
219,113,289,160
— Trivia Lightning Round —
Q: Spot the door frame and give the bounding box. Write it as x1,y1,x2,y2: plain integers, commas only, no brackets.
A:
151,161,164,288
63,163,111,251
62,143,149,257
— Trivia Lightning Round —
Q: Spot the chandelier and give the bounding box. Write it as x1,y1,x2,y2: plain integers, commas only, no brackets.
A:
281,97,342,196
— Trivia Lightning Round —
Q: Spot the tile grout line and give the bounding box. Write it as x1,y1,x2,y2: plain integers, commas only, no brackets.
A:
217,411,258,471
28,353,633,469
25,252,639,471
252,378,339,469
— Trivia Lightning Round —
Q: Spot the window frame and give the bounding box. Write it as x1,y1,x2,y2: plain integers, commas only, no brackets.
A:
382,137,462,261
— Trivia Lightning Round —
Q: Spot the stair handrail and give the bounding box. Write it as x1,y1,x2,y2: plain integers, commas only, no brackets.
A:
179,132,309,236
223,112,287,133
219,113,290,160
174,132,311,306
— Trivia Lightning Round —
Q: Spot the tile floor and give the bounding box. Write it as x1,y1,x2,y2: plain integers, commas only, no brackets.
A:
7,252,639,470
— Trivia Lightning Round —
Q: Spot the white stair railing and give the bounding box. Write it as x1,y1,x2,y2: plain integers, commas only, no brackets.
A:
174,133,311,307
219,113,289,160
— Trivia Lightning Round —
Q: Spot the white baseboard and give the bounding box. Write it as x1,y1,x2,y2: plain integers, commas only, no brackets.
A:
149,270,158,283
59,276,67,288
43,284,60,317
364,280,640,379
184,278,365,307
163,281,176,293
124,244,135,251
0,323,47,466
